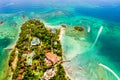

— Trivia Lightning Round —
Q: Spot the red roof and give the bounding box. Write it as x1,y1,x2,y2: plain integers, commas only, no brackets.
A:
45,58,52,66
21,62,25,67
17,74,23,80
45,52,60,64
23,50,32,54
19,68,24,73
21,57,26,61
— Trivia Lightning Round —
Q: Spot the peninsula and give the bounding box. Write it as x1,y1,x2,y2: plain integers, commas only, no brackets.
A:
8,19,70,80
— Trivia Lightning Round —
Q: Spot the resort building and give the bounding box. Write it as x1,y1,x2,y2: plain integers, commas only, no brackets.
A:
41,68,56,80
26,51,35,65
31,37,40,46
23,50,32,54
17,74,23,80
45,58,52,66
19,68,24,73
45,52,60,65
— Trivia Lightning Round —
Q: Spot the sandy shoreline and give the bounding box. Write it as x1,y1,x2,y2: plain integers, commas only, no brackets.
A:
59,26,72,79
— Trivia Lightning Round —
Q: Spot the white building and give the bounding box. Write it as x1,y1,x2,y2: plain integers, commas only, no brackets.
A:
31,37,40,46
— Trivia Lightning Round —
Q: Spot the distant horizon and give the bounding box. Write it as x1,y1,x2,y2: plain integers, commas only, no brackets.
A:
0,1,120,22
1,0,120,8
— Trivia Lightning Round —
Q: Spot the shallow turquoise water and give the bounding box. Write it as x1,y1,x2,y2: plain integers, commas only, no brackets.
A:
0,4,120,80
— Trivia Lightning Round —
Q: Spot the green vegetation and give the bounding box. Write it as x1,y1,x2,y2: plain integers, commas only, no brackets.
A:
8,19,70,80
74,26,84,31
61,24,67,28
50,64,70,80
9,49,16,67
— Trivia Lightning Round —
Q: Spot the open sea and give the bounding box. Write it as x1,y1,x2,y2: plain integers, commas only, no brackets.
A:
0,1,120,80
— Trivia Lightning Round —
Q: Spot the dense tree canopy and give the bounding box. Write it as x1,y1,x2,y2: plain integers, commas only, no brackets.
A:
9,19,70,80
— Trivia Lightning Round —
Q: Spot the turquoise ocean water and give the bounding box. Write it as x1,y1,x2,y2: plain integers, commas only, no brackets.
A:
0,2,120,80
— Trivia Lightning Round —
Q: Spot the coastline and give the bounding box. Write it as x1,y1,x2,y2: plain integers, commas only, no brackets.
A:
59,26,72,79
7,20,70,80
0,36,19,80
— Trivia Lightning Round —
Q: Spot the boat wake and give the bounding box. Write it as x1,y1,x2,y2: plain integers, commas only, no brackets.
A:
92,26,103,48
99,63,120,80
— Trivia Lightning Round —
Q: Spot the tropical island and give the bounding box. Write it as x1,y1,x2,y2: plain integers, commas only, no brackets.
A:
74,26,84,32
8,19,70,80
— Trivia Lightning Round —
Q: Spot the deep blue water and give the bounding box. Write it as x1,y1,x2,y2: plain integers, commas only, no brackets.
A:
1,4,120,22
75,6,120,22
0,4,53,14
